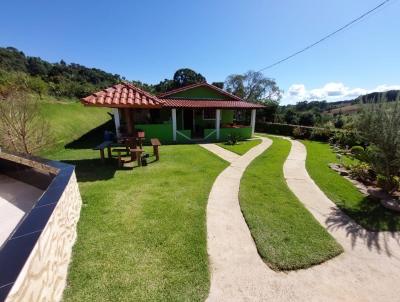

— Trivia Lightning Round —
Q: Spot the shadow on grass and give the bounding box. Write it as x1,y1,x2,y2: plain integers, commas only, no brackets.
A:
326,197,400,256
65,119,114,150
63,155,159,182
62,158,129,182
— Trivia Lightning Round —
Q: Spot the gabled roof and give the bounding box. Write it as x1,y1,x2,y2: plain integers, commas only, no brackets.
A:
157,82,244,101
81,83,163,108
160,98,265,109
82,82,265,109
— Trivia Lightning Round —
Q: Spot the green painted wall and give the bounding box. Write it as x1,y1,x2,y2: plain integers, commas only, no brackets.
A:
135,109,243,143
167,86,230,99
220,127,252,140
176,129,192,143
221,110,234,124
135,122,251,143
136,123,173,143
204,129,216,140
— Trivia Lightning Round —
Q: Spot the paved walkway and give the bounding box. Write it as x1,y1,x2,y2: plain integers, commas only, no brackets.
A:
199,143,240,162
201,137,400,302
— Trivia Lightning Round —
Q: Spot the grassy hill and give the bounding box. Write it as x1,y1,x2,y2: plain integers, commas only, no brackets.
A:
39,96,111,155
323,90,400,116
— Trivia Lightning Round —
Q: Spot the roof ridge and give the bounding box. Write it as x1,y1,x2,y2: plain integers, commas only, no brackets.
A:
157,82,243,101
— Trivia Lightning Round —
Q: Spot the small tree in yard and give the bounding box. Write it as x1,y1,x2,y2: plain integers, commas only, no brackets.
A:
357,100,400,193
0,90,51,154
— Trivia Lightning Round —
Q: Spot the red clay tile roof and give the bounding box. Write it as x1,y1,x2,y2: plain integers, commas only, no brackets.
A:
82,83,265,109
81,83,163,108
157,82,243,101
160,98,265,109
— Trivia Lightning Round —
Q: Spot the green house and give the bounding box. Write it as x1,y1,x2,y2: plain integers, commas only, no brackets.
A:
82,82,265,143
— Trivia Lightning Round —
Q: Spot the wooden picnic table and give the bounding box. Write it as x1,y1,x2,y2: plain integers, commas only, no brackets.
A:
94,141,123,162
130,148,144,167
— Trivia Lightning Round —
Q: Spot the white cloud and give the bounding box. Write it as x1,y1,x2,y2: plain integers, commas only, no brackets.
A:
281,82,400,105
288,84,306,97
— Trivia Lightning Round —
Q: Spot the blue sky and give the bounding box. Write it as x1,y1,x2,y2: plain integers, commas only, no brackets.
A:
1,0,399,104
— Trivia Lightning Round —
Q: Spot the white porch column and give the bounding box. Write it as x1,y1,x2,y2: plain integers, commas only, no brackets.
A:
250,109,256,136
215,109,221,140
112,108,121,138
172,108,177,141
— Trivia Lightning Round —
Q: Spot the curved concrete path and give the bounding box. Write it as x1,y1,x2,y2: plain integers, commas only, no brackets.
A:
201,137,400,302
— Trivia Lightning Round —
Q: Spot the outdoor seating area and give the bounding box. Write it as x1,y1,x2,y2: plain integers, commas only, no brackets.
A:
94,131,161,168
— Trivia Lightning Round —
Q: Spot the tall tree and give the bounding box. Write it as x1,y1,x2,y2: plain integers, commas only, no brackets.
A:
173,68,206,88
225,70,282,103
154,68,206,93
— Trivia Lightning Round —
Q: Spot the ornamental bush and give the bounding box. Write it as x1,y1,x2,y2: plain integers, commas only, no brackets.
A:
310,127,332,142
357,100,400,193
292,126,308,139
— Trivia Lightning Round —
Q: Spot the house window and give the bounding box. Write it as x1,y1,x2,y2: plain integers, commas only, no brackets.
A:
203,109,216,120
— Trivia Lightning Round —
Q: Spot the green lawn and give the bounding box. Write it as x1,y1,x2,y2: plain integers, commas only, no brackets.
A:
239,136,342,270
48,144,228,301
217,139,261,155
39,98,110,155
304,140,400,231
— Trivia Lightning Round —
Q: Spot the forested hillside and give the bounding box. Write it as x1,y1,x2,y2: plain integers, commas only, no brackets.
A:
0,46,212,97
0,46,122,98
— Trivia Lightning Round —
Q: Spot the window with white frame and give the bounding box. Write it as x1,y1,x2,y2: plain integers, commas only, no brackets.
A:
203,109,216,120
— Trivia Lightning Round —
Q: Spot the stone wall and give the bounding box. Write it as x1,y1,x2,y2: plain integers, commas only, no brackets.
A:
5,172,82,302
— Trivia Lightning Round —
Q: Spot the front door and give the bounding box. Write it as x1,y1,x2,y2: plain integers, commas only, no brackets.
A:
183,109,194,131
193,109,203,138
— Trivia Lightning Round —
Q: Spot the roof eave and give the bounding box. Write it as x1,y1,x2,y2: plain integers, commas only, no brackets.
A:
81,101,163,109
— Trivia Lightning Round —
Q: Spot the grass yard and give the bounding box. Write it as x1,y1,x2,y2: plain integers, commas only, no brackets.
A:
239,136,342,270
39,98,111,155
304,140,400,231
47,143,228,301
217,139,261,155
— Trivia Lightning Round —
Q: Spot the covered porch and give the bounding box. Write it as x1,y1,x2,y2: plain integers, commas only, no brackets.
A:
112,107,257,143
172,108,256,142
81,82,264,144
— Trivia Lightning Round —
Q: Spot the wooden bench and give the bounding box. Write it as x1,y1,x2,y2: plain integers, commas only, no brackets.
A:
150,138,161,161
93,141,113,162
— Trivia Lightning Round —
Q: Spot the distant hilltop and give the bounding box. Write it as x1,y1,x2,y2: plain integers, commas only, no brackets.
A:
325,90,400,115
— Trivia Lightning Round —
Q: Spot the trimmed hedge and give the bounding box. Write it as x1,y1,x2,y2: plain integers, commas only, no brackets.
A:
256,122,368,147
256,122,329,140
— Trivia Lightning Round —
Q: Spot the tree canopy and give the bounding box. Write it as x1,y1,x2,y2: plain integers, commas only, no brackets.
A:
0,46,121,98
224,70,282,103
153,68,206,93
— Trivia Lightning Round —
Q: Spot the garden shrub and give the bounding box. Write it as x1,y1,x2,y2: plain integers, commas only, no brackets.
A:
310,127,332,142
256,122,296,136
348,162,371,183
292,126,308,139
357,100,400,192
256,123,313,138
377,175,400,193
329,130,364,148
226,133,241,145
350,145,364,155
